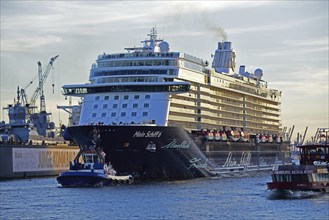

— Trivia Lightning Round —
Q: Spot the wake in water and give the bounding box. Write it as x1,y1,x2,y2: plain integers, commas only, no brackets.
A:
266,189,325,200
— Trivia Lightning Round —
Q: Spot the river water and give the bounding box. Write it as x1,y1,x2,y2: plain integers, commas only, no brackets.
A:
0,174,328,219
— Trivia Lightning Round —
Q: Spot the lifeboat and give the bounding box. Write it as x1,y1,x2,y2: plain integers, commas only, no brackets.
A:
240,131,250,142
230,130,240,142
205,131,214,141
221,132,227,141
214,131,221,141
260,134,267,143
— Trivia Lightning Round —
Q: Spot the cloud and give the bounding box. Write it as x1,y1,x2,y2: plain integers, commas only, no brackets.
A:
270,67,328,96
0,0,280,55
2,35,62,52
260,45,328,57
1,2,149,34
227,15,327,35
281,37,328,47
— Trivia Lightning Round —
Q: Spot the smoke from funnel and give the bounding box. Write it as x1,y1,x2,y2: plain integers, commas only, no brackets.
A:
210,27,228,41
163,3,229,41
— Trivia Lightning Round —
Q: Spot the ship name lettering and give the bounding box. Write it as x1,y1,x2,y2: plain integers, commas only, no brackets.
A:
133,131,162,138
188,158,208,169
223,152,237,167
239,151,251,166
161,139,191,149
274,170,291,174
223,151,251,167
133,131,146,137
146,131,162,138
291,170,303,174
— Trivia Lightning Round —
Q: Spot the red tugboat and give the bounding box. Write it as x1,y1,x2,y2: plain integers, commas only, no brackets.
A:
267,128,329,192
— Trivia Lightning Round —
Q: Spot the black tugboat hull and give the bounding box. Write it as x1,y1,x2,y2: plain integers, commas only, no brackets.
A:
57,171,109,187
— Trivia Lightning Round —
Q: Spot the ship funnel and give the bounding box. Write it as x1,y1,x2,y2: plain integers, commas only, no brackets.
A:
239,65,245,75
212,41,236,74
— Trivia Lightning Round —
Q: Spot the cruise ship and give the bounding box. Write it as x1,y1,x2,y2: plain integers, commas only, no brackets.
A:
62,27,290,180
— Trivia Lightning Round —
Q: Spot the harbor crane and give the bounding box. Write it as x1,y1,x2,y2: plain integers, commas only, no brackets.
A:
18,55,59,113
22,55,59,136
3,55,59,139
30,55,59,113
14,55,59,114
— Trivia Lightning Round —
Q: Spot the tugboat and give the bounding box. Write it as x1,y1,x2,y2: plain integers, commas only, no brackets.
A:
267,128,329,192
57,147,133,187
57,128,133,187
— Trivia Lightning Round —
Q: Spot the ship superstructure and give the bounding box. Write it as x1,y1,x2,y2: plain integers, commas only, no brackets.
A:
169,41,281,133
63,28,281,135
62,28,288,180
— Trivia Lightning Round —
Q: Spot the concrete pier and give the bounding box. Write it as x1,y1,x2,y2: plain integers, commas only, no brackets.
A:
0,144,79,180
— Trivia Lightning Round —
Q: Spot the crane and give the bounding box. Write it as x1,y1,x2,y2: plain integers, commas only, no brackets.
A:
29,55,59,112
20,81,33,106
28,55,59,136
7,55,59,137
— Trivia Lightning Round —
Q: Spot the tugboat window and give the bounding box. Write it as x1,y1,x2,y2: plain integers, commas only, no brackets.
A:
84,155,93,163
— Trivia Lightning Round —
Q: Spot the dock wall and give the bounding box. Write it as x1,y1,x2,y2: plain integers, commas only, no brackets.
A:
0,144,79,180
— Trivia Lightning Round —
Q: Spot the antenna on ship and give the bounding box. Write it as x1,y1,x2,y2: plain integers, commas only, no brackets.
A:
124,27,169,53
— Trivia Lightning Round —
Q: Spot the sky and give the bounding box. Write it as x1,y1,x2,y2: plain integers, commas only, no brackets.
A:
0,0,328,141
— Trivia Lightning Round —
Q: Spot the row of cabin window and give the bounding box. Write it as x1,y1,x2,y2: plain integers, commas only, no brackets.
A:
92,112,148,117
95,94,151,101
94,103,150,109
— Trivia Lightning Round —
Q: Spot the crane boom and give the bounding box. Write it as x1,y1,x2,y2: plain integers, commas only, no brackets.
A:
41,55,59,86
30,55,59,110
38,61,45,112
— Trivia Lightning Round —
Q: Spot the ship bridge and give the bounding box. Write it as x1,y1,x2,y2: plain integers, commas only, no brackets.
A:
62,81,190,97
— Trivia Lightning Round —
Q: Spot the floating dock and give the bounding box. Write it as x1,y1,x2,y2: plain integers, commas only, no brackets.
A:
0,144,79,180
